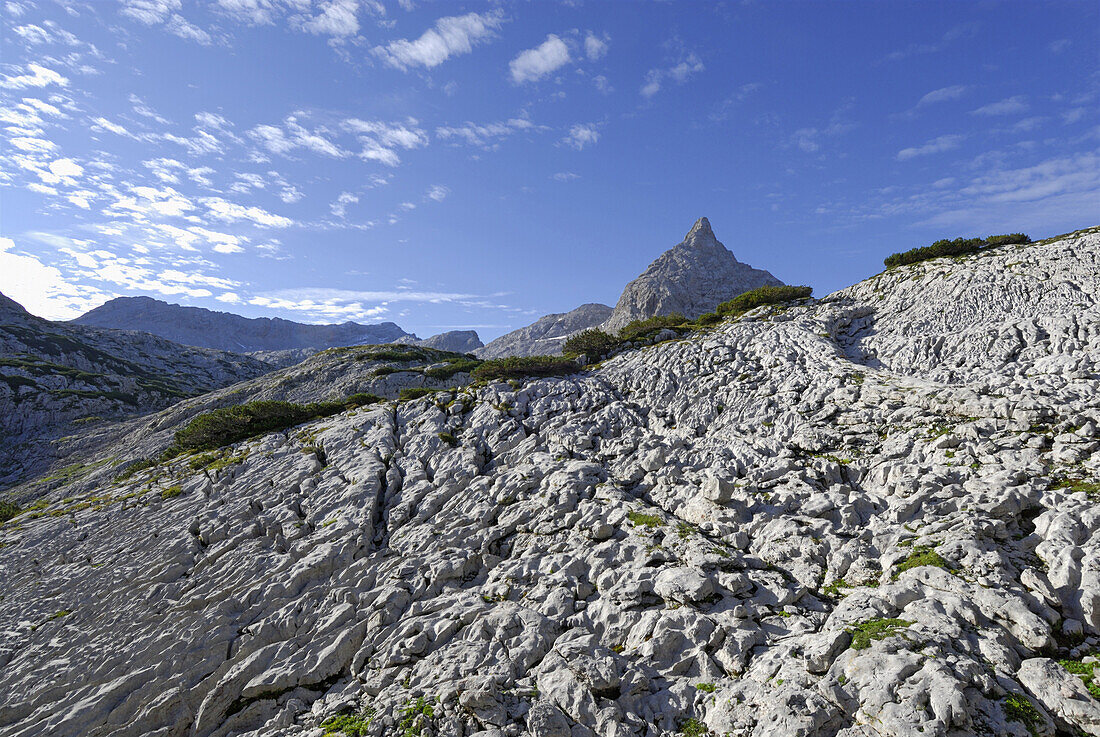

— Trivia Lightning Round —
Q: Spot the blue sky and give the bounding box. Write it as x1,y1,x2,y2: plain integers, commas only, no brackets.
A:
0,0,1097,341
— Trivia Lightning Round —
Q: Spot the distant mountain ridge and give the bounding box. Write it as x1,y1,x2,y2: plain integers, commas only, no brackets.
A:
72,296,413,353
476,303,613,358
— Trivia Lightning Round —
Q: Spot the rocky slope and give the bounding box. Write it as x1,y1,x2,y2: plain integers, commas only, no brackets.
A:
396,331,484,354
0,293,268,492
2,227,1100,737
477,304,612,358
73,296,412,353
602,218,783,333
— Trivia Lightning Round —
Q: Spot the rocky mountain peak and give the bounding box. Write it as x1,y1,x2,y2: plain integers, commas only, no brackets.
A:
601,217,782,333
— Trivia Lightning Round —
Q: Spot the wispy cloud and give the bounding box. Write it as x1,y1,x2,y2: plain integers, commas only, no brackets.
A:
896,134,964,161
0,62,69,89
436,115,539,149
971,96,1028,116
641,51,703,97
510,34,571,84
916,85,969,107
373,11,503,70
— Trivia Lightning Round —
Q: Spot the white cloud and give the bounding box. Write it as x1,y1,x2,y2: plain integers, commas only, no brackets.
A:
121,0,211,43
916,85,968,106
971,96,1028,116
250,117,349,159
509,34,571,84
0,237,112,319
48,158,83,179
562,123,599,150
641,52,703,97
552,172,579,181
896,134,964,161
584,33,608,61
426,184,449,201
435,116,540,148
202,197,294,227
374,11,503,70
90,116,139,138
298,0,363,37
0,63,69,89
341,118,428,167
330,191,358,217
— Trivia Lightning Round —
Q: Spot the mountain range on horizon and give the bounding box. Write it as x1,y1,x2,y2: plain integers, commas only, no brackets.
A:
55,218,786,362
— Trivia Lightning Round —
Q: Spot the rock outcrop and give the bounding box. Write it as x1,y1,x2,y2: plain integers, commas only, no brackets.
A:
72,296,412,353
476,304,612,358
2,226,1100,737
0,292,268,492
395,330,483,354
602,217,783,333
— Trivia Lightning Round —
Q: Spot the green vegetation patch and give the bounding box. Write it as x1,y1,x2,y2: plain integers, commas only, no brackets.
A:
345,393,383,409
618,313,688,341
884,233,1030,268
399,387,440,401
1058,658,1100,699
321,708,375,736
437,432,458,447
161,485,183,499
0,500,20,524
1003,693,1044,734
695,682,717,693
678,717,708,737
627,510,663,529
563,329,621,360
716,285,813,317
471,355,578,381
1050,476,1100,499
172,400,345,453
423,358,482,380
893,546,954,579
397,697,434,737
847,618,913,650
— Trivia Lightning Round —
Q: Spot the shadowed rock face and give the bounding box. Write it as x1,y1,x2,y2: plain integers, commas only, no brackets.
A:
0,292,268,492
4,227,1100,737
395,330,483,354
602,217,783,333
72,296,413,352
476,303,612,358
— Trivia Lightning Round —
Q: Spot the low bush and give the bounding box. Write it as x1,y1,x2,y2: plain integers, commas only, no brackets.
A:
471,355,578,381
693,311,723,326
563,329,621,360
884,233,1030,268
716,285,813,317
356,348,422,362
0,500,19,523
172,400,345,453
114,457,158,481
423,358,481,380
344,393,383,409
618,313,687,341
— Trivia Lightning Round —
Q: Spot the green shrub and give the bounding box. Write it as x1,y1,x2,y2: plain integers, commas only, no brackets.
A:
1058,659,1100,699
321,708,376,736
357,348,422,362
161,485,183,499
883,233,1029,268
618,313,687,341
984,233,1031,248
627,510,663,528
399,387,439,401
847,618,912,650
695,682,717,693
0,500,20,523
344,393,382,409
893,546,953,578
471,355,578,381
437,432,458,447
114,457,158,482
693,311,723,326
423,358,481,380
563,329,621,360
1003,693,1043,732
678,718,707,737
172,400,344,453
716,285,813,317
372,366,401,377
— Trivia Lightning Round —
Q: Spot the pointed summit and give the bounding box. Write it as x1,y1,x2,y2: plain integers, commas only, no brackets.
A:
684,216,717,246
601,217,783,332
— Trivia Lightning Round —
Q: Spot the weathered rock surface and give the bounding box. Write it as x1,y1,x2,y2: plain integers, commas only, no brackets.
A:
396,330,483,354
476,304,612,358
72,296,412,352
0,292,268,492
2,226,1100,737
601,217,783,333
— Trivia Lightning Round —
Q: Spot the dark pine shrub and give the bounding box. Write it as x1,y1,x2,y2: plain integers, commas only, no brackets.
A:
716,285,813,317
563,329,621,360
172,400,344,453
618,313,688,341
471,355,578,381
